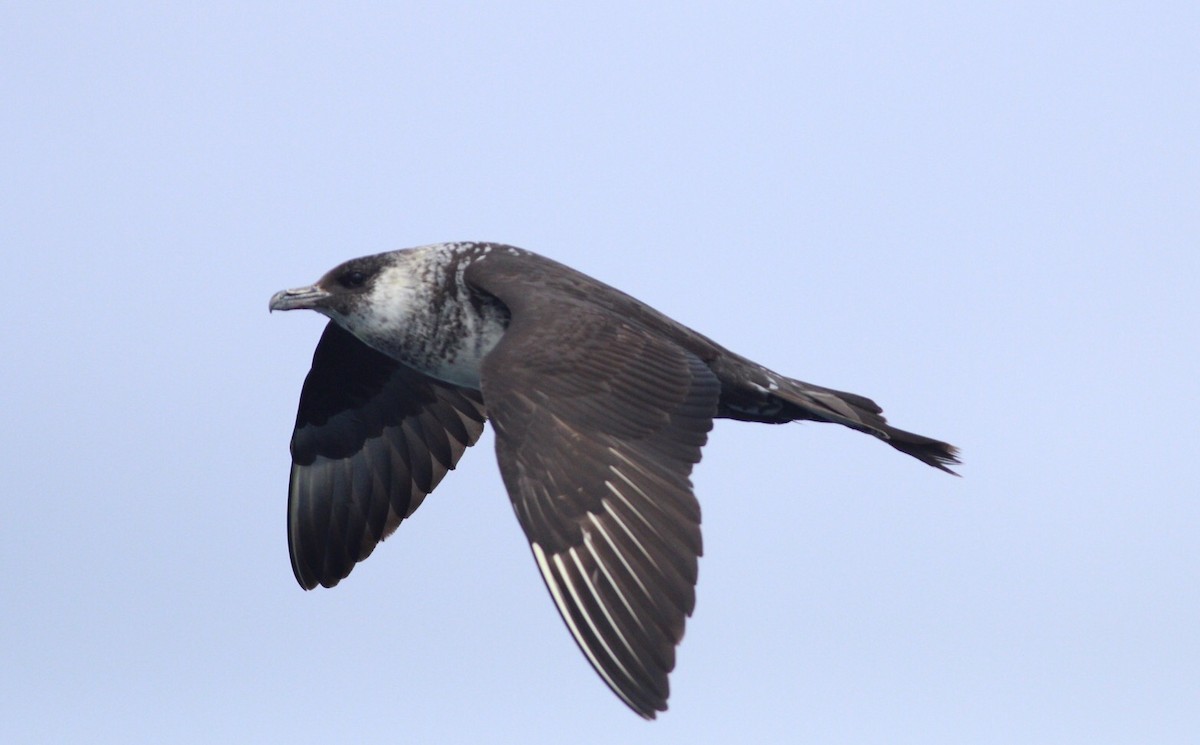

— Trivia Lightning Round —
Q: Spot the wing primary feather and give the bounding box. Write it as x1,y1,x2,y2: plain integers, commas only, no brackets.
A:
599,497,666,581
583,522,678,670
574,539,663,688
602,480,698,581
583,518,652,628
532,542,647,716
553,551,641,694
567,546,653,685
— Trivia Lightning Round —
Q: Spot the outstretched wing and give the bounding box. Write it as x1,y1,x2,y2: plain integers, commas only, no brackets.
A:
287,322,487,589
470,256,721,718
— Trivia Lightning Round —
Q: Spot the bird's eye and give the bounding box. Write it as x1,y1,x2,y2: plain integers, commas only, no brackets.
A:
341,270,368,288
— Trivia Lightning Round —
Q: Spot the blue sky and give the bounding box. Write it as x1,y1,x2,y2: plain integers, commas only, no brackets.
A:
3,3,1196,743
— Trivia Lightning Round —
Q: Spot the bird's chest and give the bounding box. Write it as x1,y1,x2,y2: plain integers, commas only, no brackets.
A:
372,290,509,389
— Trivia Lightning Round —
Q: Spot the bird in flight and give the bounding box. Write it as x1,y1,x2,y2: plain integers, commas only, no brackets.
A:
270,242,959,718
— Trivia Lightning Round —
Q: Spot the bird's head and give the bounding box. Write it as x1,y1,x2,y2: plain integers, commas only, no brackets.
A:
269,250,426,346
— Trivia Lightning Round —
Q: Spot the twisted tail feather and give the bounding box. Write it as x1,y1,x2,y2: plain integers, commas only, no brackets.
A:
773,380,961,474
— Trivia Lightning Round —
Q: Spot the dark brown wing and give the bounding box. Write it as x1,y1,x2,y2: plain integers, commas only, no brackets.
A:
469,256,721,718
287,322,487,589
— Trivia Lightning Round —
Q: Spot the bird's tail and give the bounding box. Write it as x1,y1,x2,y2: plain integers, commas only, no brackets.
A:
772,379,961,474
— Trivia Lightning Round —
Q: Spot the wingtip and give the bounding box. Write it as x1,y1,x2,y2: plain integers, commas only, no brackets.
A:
627,697,664,720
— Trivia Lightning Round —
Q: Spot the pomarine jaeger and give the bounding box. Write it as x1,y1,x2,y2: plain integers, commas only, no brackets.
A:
269,242,959,718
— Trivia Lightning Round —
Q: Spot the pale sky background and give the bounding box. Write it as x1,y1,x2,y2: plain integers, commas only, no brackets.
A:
3,3,1197,743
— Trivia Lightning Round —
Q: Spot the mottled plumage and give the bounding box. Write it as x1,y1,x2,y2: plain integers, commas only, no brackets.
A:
270,242,959,718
